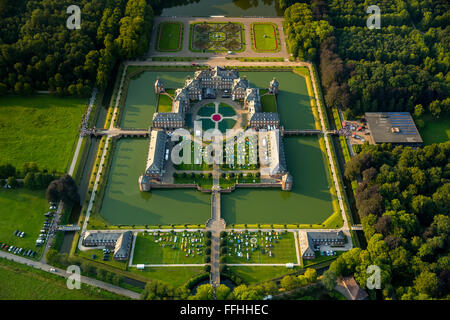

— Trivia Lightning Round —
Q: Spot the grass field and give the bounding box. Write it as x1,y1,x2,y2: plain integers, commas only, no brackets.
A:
132,231,205,265
77,248,129,270
419,114,450,145
0,189,49,257
251,23,280,53
129,266,204,288
157,94,173,112
227,266,298,285
225,231,297,264
0,95,85,172
156,22,183,52
0,258,125,300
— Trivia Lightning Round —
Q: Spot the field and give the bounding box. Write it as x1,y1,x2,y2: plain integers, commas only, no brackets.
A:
0,258,124,300
250,23,280,53
227,266,299,285
156,22,183,52
132,231,205,265
225,231,297,264
419,114,450,145
190,22,244,52
129,266,204,287
0,189,49,257
157,94,173,112
0,95,85,172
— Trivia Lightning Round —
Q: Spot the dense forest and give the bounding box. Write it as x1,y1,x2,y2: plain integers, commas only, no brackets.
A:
284,0,449,119
283,0,449,300
0,0,154,96
331,142,450,299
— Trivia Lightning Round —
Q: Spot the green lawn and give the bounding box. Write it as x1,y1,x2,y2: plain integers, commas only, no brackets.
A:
77,248,129,270
0,258,125,300
218,103,236,116
251,23,280,52
156,22,183,52
0,189,49,258
0,95,85,172
197,103,216,116
132,231,205,265
227,266,298,285
128,266,204,288
157,94,173,112
225,231,297,264
261,93,277,112
419,114,450,145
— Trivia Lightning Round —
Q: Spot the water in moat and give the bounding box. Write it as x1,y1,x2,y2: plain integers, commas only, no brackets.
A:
159,0,282,17
101,70,333,225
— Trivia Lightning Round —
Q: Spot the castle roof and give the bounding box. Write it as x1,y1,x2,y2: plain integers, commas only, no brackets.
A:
145,130,167,175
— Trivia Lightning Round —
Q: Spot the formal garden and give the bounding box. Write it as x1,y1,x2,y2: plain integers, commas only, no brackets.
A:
190,22,245,52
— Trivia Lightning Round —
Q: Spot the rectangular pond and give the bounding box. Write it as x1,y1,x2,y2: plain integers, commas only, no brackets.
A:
100,139,211,226
221,136,334,225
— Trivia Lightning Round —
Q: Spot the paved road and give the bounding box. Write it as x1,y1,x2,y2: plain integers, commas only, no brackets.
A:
1,251,140,299
148,16,289,59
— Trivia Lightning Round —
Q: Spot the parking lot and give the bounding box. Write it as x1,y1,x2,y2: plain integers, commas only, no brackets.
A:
338,118,374,146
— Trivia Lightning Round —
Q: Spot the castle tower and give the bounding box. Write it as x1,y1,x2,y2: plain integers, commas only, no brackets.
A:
269,77,279,94
155,77,165,94
281,173,293,191
139,175,151,192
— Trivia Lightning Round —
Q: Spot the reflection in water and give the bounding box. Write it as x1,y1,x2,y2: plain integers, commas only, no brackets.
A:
158,0,282,17
140,191,153,201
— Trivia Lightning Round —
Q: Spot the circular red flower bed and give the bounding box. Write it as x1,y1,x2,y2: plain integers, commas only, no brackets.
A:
212,114,222,122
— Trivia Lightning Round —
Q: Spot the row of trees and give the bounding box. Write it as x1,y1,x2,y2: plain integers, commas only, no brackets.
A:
0,162,57,190
339,142,449,299
0,0,154,96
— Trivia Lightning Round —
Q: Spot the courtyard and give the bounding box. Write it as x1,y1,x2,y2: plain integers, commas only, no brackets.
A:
251,23,281,53
0,95,86,173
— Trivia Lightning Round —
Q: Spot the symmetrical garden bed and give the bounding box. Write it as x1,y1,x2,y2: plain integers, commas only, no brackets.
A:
250,22,281,53
156,22,183,52
190,22,245,52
